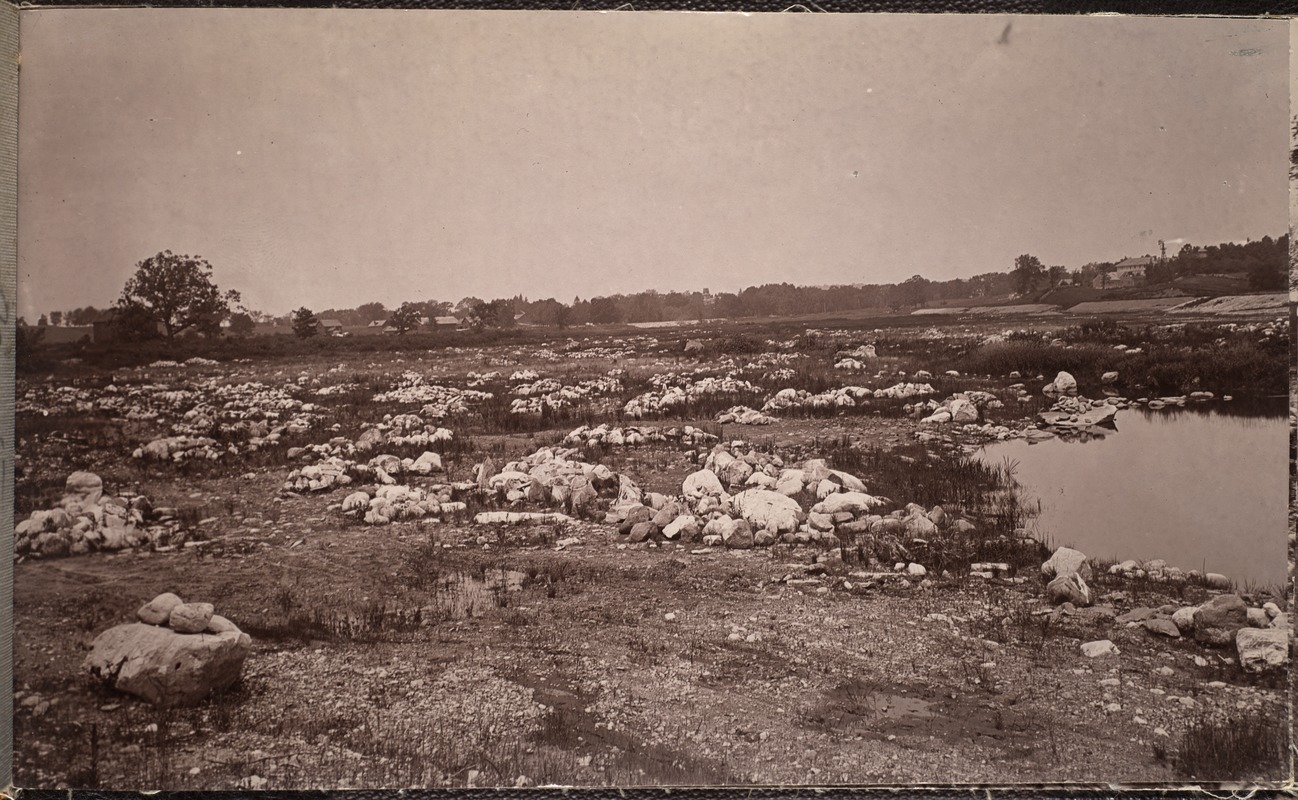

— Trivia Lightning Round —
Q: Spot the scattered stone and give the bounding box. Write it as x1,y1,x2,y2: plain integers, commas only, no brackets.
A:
1080,639,1119,658
1193,594,1248,647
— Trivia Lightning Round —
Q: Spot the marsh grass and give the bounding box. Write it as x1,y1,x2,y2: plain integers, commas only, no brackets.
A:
1175,709,1288,782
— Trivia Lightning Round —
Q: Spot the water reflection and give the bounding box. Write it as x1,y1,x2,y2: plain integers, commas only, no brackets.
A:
977,401,1289,586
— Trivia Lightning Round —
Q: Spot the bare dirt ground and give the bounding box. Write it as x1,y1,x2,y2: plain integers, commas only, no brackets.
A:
13,314,1291,789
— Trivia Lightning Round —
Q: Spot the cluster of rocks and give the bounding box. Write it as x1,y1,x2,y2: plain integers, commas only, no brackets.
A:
873,382,938,400
914,391,1004,425
1039,546,1290,672
1041,371,1078,395
341,484,469,525
352,414,455,452
715,406,776,425
762,386,874,412
837,344,877,360
1106,558,1224,587
84,593,251,707
623,375,762,418
15,472,192,559
1140,392,1219,409
563,423,720,448
1037,395,1119,433
834,358,870,371
604,444,978,562
509,377,623,415
133,434,229,462
373,371,494,418
126,380,322,460
472,447,632,515
282,449,448,493
146,356,220,368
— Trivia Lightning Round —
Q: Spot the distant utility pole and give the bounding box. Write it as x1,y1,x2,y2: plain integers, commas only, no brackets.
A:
1158,239,1166,262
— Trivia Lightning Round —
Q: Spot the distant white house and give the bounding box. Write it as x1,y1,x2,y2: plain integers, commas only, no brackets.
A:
1094,256,1154,289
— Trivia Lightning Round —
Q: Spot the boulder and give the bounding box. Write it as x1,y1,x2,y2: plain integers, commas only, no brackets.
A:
1143,617,1181,638
1193,594,1248,647
949,398,979,424
720,459,754,488
628,522,656,543
719,518,754,549
774,470,805,497
342,491,371,514
84,622,251,707
1101,371,1119,384
1246,607,1270,628
1080,639,1119,658
652,502,686,529
1046,573,1091,607
169,602,215,634
662,515,699,541
1236,628,1289,673
802,459,832,485
729,489,802,535
682,469,727,501
1048,371,1077,394
137,593,184,626
63,471,104,509
409,451,444,475
829,470,867,493
1171,606,1198,633
1041,547,1091,581
904,513,938,538
1204,573,1231,590
813,492,883,516
617,505,654,534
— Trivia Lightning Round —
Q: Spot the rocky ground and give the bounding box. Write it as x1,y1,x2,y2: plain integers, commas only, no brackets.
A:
13,317,1292,789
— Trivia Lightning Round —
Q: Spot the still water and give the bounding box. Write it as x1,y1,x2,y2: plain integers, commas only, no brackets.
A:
976,402,1290,586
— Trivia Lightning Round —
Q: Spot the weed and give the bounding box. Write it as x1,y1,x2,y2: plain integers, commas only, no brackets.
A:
1175,709,1287,781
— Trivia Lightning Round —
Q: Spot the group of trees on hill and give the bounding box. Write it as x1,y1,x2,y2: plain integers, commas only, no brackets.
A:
23,233,1291,341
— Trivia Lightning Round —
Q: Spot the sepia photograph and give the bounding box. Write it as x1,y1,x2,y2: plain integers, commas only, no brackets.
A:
12,8,1294,789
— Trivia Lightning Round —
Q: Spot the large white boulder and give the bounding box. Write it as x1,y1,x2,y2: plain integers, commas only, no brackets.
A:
682,469,727,500
1041,547,1091,581
1236,628,1289,672
729,489,803,534
84,622,251,707
813,492,884,516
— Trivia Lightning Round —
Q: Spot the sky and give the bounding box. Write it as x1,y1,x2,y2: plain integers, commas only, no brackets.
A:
17,11,1290,318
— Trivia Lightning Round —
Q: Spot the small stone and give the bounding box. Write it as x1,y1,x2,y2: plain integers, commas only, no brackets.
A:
1080,639,1119,658
137,593,184,626
169,602,215,634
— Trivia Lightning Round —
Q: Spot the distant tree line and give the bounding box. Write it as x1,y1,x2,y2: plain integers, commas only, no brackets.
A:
23,233,1289,336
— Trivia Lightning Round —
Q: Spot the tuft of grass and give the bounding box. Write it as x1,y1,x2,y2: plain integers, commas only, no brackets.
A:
1175,709,1288,781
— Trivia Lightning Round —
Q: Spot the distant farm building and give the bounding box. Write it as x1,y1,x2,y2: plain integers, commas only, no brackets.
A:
1093,256,1155,289
321,319,345,336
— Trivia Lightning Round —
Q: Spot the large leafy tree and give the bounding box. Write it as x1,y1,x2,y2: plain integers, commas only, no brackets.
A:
466,300,501,330
1010,254,1045,295
117,251,241,340
387,302,423,335
292,307,320,338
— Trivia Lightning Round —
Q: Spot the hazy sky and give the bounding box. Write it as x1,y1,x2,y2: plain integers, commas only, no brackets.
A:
18,11,1290,317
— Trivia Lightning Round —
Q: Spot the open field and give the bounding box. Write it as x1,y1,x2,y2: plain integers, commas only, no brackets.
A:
13,310,1293,789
